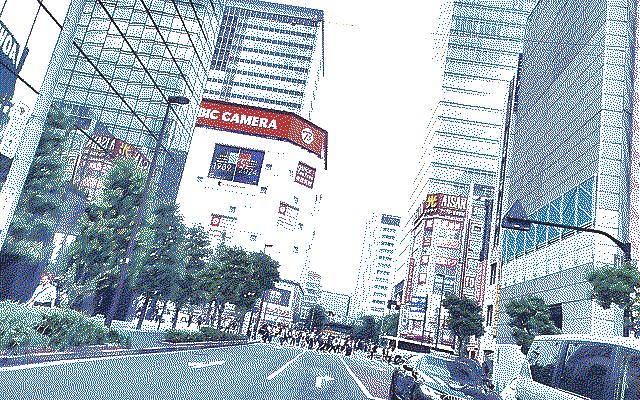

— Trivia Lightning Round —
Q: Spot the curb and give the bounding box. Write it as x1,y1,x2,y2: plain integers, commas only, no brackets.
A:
0,339,260,368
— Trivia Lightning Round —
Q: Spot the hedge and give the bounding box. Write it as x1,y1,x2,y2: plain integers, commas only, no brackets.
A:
0,301,130,355
164,326,246,343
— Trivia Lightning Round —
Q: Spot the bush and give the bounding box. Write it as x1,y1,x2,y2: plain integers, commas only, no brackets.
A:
0,301,130,354
164,326,247,343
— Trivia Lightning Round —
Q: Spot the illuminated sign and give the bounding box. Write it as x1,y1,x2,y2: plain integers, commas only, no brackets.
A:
197,99,328,161
208,144,264,186
404,258,416,304
294,161,315,188
423,193,468,218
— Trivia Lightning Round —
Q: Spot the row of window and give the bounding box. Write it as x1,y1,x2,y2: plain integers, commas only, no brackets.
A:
237,57,309,73
242,35,313,51
376,270,390,276
232,69,306,85
208,78,304,97
502,177,595,262
380,241,395,247
203,90,302,110
240,22,315,39
226,7,320,27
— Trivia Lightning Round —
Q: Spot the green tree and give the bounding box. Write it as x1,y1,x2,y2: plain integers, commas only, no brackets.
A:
307,304,328,330
505,296,561,354
168,224,212,329
586,262,640,337
62,158,146,313
133,202,187,329
0,107,67,301
381,312,399,337
442,294,484,357
352,315,379,342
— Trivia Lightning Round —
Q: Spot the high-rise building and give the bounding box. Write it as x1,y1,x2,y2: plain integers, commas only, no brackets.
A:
204,0,324,120
351,213,401,319
496,0,635,343
300,270,322,319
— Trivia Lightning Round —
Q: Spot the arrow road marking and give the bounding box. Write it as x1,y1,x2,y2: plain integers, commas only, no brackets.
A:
315,375,335,389
266,350,306,380
188,360,225,369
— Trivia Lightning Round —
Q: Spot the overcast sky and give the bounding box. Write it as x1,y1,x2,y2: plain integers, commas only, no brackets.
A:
279,0,447,295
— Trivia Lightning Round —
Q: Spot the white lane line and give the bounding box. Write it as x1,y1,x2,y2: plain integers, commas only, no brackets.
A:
339,356,385,400
188,360,225,368
266,349,306,381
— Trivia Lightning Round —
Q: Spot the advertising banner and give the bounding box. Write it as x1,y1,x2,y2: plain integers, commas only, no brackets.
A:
208,143,265,186
423,193,468,219
197,99,327,161
433,274,456,294
265,288,291,307
294,161,315,188
404,257,416,304
409,296,427,313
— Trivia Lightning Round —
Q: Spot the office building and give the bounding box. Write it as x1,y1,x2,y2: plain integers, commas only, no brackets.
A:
204,0,324,120
351,213,401,319
496,0,635,343
301,270,322,319
176,99,328,281
319,290,350,323
255,279,303,326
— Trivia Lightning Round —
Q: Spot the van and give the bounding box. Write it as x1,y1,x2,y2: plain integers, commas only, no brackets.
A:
500,334,640,400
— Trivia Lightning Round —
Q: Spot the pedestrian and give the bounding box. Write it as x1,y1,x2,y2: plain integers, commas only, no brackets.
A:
26,273,57,307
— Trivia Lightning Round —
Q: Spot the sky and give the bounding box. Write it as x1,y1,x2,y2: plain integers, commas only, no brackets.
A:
6,0,448,296
277,0,448,295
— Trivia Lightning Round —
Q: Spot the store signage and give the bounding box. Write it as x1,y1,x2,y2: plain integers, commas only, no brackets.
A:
208,144,264,186
423,193,468,218
197,99,328,160
404,258,416,304
294,161,315,188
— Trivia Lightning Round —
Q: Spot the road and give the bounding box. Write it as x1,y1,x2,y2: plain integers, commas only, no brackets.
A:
0,343,393,400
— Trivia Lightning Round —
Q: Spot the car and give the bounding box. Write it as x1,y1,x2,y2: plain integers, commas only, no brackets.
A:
500,334,640,400
389,353,501,400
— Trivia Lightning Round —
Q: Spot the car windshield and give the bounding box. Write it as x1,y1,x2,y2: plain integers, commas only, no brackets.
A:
417,355,481,387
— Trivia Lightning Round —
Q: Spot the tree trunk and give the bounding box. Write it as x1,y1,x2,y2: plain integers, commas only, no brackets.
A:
187,310,194,327
215,302,223,329
171,304,181,329
136,296,150,330
624,306,631,337
206,299,214,326
156,300,168,330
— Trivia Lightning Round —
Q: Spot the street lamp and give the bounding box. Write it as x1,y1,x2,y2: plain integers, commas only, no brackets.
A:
105,95,190,327
502,200,631,261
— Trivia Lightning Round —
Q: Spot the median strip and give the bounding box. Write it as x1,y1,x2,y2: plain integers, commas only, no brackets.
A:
266,349,306,381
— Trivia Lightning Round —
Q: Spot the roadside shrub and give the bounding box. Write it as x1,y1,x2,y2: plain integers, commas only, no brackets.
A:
0,301,130,354
164,327,247,343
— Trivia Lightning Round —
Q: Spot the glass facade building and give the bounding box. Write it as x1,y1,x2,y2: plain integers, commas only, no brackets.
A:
203,0,324,120
497,0,635,341
52,0,224,203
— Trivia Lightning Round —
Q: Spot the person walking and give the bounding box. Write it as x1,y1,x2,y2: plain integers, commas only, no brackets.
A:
26,274,57,307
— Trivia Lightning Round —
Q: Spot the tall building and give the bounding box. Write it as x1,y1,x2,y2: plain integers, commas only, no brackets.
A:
300,270,322,319
496,0,635,343
397,0,537,303
177,99,327,281
319,290,350,324
351,213,401,319
204,0,324,120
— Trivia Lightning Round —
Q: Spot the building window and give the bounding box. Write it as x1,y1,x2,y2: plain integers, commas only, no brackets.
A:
250,234,257,241
298,223,303,230
289,170,294,177
486,305,493,326
489,262,497,285
294,196,298,204
196,176,203,182
294,246,299,253
260,187,267,194
548,303,562,330
229,206,236,213
265,164,272,170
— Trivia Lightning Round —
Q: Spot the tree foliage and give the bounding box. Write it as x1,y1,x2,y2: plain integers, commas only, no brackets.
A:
505,296,561,354
62,158,146,312
586,262,640,336
351,315,379,342
0,107,68,301
307,304,328,330
381,312,399,337
442,294,484,357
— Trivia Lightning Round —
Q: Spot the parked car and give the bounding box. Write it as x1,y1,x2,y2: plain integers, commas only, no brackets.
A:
389,353,500,400
500,334,640,400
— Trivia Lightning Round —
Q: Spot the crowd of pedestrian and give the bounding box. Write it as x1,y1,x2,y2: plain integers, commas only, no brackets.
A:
252,323,399,362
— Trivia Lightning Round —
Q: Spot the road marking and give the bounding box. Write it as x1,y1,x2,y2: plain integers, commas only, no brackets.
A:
339,356,385,400
266,350,306,381
188,360,225,368
315,375,334,388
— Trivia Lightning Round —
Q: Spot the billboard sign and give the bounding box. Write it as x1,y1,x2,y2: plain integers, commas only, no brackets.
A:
208,144,264,186
294,161,315,188
409,296,426,313
423,193,468,219
265,288,291,307
197,99,328,162
433,274,456,294
404,258,416,304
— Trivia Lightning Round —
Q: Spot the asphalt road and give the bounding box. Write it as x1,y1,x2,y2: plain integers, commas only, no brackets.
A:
0,343,393,400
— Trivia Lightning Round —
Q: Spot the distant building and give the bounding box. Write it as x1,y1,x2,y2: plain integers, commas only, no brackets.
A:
351,213,401,319
301,270,322,319
255,279,303,327
319,290,350,323
204,0,324,120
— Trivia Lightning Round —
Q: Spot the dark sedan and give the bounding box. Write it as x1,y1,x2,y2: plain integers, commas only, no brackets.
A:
388,353,500,400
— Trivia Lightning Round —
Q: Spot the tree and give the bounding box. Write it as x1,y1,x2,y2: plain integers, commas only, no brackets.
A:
505,296,561,354
62,158,147,314
442,294,484,357
0,107,67,302
381,312,399,337
352,315,379,342
307,304,328,330
586,262,640,337
169,224,213,328
133,202,187,329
